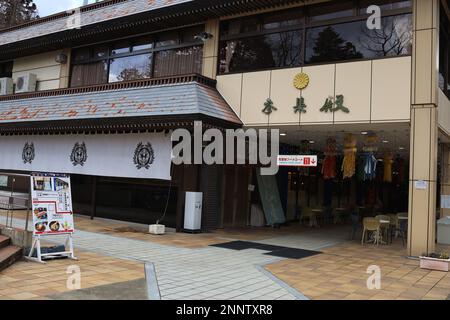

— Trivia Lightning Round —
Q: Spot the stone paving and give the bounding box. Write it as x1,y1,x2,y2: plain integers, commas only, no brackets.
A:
0,250,144,300
3,213,450,300
0,214,305,300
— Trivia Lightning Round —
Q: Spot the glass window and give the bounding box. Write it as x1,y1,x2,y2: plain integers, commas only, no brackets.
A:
0,61,13,78
219,30,302,74
263,10,304,30
73,48,91,62
181,25,205,43
308,1,355,23
70,61,108,87
132,36,154,52
111,41,130,55
156,31,179,48
154,46,203,77
93,46,109,59
305,14,412,64
108,54,153,82
359,0,412,14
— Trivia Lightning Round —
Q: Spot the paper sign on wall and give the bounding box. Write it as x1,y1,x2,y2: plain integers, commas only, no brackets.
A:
415,180,428,190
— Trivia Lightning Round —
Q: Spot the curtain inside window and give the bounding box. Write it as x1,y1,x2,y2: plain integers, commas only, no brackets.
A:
153,46,203,78
70,61,108,87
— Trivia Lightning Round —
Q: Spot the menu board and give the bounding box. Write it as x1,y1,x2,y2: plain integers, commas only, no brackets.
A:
30,173,75,235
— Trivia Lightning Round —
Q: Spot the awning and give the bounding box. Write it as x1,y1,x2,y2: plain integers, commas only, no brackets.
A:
0,75,242,133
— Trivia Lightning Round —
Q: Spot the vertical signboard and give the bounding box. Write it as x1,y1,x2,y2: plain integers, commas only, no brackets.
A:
31,173,74,235
28,173,76,263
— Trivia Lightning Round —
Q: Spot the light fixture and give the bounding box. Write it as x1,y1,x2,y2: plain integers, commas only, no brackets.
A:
382,140,389,143
399,147,405,150
194,32,214,42
280,133,287,136
309,140,315,144
361,131,368,135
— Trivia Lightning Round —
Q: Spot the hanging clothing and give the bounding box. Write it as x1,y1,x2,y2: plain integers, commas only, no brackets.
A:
322,155,336,180
383,152,394,183
363,153,377,181
342,134,357,179
322,137,337,180
357,156,365,182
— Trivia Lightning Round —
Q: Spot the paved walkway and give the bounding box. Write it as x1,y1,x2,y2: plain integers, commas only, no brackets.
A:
1,215,305,300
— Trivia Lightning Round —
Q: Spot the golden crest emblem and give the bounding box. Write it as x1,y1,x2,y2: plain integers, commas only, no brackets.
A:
293,73,310,90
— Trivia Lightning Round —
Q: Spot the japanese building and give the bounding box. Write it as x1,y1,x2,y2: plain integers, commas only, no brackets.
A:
0,0,448,257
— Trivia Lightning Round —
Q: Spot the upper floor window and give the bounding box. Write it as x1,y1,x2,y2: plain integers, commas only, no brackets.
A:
70,26,204,87
218,0,412,75
439,4,450,99
0,61,13,78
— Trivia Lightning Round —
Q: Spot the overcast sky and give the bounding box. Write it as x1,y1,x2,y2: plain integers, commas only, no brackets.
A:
33,0,97,17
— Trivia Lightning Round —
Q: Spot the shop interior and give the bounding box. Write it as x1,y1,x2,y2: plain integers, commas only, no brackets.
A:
247,123,414,246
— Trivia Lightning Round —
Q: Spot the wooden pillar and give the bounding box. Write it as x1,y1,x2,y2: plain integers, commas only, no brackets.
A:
202,19,220,79
408,0,439,256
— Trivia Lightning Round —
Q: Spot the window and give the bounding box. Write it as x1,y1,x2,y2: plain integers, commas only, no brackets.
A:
71,61,108,87
0,61,13,78
218,0,412,74
70,25,204,87
154,46,203,78
439,4,450,99
109,54,153,82
219,31,302,74
305,14,412,64
308,1,355,23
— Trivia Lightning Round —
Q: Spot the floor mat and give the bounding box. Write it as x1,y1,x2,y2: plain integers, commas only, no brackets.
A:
264,248,321,259
211,241,321,260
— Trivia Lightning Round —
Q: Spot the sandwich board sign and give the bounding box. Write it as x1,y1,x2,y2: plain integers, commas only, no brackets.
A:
28,173,77,263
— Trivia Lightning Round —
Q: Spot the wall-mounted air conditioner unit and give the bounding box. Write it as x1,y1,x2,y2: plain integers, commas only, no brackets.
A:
0,78,13,95
15,73,37,93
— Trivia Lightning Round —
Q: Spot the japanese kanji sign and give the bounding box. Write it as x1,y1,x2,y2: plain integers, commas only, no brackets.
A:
277,155,318,167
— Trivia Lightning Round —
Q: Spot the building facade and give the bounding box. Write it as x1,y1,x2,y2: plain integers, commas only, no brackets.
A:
0,0,448,256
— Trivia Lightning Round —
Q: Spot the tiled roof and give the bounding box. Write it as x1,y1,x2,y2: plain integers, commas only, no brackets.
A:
0,81,242,125
0,0,193,46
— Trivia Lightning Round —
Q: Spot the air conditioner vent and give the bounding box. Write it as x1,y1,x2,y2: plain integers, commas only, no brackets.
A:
15,73,37,93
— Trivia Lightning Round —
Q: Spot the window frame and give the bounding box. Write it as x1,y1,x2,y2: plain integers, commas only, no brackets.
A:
0,61,13,78
218,0,413,75
69,25,205,88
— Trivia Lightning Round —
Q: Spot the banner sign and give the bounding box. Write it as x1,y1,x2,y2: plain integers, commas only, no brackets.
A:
31,173,74,236
277,155,318,167
0,133,171,180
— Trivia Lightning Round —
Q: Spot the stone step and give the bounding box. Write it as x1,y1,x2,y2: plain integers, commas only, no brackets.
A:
0,235,11,250
0,245,22,273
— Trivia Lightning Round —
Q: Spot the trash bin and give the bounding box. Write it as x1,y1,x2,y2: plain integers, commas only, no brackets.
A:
437,216,450,245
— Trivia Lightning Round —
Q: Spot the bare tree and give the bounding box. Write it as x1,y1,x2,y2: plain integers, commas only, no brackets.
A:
360,16,412,57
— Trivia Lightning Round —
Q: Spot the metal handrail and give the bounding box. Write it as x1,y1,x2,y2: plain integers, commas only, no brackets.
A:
0,172,32,231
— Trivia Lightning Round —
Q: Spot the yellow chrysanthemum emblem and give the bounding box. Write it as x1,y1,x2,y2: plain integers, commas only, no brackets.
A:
293,73,310,90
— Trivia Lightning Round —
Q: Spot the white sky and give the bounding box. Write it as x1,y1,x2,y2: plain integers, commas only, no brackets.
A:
33,0,96,17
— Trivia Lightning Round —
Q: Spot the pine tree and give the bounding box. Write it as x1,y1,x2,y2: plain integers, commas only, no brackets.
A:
0,0,38,29
309,26,363,63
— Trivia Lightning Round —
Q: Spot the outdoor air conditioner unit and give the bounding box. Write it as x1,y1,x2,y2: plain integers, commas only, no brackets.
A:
15,73,37,93
0,78,13,95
